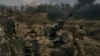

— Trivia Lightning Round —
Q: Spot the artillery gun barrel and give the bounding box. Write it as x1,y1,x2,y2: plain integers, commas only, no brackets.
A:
63,4,83,23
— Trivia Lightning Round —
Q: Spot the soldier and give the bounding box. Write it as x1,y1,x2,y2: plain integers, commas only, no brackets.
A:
42,22,50,38
24,29,38,56
4,17,16,38
5,17,18,56
0,24,4,47
0,24,10,56
72,25,86,56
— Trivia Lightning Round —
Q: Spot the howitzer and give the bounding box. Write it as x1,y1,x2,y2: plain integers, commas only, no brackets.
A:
53,4,83,30
49,4,84,46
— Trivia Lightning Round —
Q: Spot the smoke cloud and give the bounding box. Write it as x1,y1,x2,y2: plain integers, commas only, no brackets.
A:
78,0,95,5
47,8,63,21
73,4,100,20
68,0,100,20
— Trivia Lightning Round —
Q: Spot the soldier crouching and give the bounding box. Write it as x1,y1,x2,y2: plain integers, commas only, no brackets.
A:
38,36,54,56
72,25,86,56
23,29,39,56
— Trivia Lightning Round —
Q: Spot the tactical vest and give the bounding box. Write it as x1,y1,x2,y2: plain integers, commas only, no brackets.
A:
73,29,82,41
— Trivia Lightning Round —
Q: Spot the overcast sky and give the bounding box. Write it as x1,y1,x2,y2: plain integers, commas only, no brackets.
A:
0,0,100,6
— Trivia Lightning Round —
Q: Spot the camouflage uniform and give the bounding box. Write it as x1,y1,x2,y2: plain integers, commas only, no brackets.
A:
0,25,4,49
0,25,10,56
72,25,86,56
4,18,16,39
38,37,54,56
24,29,38,56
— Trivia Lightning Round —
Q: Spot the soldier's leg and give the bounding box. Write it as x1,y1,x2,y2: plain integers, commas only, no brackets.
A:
73,40,84,56
24,47,31,56
32,51,39,56
73,44,78,56
78,41,84,56
73,39,81,56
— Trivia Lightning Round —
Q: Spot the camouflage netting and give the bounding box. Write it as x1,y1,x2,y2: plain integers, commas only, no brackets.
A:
38,36,53,56
37,35,74,56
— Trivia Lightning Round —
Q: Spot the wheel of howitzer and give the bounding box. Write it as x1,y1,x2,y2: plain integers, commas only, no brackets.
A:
60,32,69,44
